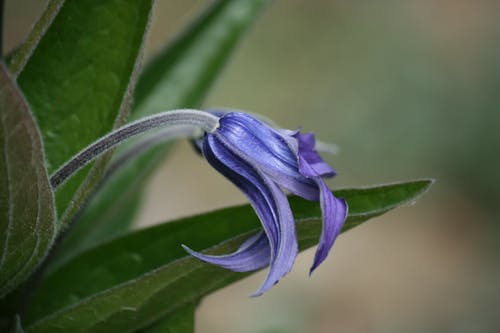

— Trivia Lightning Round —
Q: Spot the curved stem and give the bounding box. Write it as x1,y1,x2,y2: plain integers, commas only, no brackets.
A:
50,109,218,189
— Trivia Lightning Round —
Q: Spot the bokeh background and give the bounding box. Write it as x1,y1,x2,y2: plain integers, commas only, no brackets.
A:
5,1,500,332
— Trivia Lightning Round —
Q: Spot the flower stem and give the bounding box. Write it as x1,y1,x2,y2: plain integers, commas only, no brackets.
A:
50,109,218,189
102,126,198,186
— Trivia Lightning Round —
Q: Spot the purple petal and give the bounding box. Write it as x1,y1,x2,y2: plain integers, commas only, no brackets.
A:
215,113,319,201
309,178,348,274
182,232,270,272
216,113,298,171
265,168,319,201
194,135,298,296
295,132,336,178
251,180,297,296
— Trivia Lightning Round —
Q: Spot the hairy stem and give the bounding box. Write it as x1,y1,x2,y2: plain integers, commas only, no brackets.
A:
50,109,218,189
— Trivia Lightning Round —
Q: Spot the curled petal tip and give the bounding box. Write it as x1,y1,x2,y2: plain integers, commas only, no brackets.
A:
309,262,320,276
250,279,277,298
310,195,348,274
181,244,198,257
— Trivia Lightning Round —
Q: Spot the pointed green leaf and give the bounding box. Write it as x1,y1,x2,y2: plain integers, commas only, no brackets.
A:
52,0,269,269
16,0,154,227
0,63,56,297
25,180,432,332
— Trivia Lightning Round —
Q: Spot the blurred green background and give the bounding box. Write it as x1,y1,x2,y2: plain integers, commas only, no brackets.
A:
5,1,500,332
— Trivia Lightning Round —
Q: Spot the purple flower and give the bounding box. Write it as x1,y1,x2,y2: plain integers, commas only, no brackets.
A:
183,112,347,296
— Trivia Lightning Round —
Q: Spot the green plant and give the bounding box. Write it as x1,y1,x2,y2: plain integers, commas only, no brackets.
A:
0,1,432,331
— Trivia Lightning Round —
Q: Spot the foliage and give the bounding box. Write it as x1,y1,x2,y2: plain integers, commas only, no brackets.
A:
0,1,432,332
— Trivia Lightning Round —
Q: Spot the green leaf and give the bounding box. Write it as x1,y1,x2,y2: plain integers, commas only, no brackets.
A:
0,63,56,297
48,151,158,270
133,0,269,118
136,303,196,333
25,180,432,332
52,0,270,269
15,0,154,227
